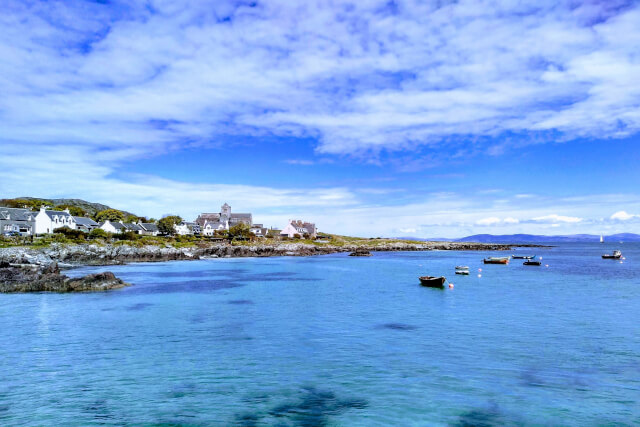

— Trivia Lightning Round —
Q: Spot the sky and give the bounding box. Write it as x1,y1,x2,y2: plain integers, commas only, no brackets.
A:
1,0,640,238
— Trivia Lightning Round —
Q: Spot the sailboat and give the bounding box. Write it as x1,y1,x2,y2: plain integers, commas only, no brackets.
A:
600,235,604,243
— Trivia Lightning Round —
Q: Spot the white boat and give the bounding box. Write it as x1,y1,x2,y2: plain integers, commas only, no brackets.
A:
455,265,470,275
600,235,604,243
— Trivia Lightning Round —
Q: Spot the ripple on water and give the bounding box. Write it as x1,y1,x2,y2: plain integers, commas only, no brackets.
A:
376,323,418,331
228,299,254,305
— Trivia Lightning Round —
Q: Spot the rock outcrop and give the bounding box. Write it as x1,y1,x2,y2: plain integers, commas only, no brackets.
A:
0,262,128,293
349,248,372,256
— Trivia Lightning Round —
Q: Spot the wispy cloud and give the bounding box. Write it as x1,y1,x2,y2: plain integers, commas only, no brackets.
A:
2,1,640,160
284,159,315,166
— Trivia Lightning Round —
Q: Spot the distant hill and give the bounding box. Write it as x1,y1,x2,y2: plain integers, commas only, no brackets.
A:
454,233,640,243
0,197,136,217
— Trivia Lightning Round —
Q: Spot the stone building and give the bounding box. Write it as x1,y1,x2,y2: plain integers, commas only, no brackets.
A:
197,203,253,236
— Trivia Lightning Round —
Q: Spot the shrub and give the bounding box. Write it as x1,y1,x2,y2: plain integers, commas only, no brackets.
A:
89,228,109,239
158,215,182,236
94,209,125,222
115,231,140,241
53,226,86,241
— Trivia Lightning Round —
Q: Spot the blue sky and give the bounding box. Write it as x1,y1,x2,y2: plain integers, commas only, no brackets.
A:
1,0,640,237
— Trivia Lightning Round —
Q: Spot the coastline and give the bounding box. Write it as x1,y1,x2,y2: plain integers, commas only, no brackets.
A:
0,241,544,267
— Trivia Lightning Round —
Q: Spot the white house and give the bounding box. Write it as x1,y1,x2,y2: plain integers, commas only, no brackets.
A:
35,207,76,234
99,220,125,234
74,216,99,233
139,223,159,236
280,220,317,239
202,221,226,236
174,222,200,235
250,223,268,238
0,207,36,236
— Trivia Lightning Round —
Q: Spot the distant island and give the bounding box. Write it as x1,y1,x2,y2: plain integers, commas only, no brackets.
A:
398,233,640,243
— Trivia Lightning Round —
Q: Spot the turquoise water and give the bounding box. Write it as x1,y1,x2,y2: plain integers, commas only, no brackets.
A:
1,243,639,426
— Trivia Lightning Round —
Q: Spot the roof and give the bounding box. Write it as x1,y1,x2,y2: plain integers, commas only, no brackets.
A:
103,221,125,230
123,223,143,231
44,210,72,220
0,208,35,221
140,223,159,232
230,213,252,219
73,216,98,226
198,213,221,220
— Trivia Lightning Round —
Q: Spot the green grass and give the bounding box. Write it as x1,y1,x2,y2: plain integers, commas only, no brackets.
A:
0,233,428,250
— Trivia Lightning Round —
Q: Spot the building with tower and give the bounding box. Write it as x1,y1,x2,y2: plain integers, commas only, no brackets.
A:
197,203,253,236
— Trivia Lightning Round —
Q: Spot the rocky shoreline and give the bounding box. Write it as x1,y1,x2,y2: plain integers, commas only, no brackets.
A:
0,241,542,293
0,241,537,267
0,262,128,293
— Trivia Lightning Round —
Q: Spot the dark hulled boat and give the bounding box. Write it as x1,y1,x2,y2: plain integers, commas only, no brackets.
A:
512,255,535,259
602,250,622,259
523,260,541,266
419,276,446,288
483,257,509,264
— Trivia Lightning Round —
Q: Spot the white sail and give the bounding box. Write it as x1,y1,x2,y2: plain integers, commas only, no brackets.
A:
600,235,604,243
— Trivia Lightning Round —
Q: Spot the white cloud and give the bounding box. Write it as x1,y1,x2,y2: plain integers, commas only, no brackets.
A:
530,214,583,223
398,228,417,234
1,0,640,160
476,217,502,226
610,211,637,221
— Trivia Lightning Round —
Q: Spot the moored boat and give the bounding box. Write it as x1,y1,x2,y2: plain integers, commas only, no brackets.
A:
455,265,470,275
419,276,446,288
483,257,509,264
523,260,541,266
511,255,535,259
602,250,622,259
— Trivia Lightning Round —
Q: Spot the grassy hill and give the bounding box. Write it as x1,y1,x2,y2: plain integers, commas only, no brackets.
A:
0,197,136,218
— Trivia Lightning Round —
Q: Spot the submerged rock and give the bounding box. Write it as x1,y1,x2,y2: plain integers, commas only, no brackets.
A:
349,248,372,257
0,262,129,293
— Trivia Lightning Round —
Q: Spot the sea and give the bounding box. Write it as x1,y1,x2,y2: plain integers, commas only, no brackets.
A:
0,242,639,426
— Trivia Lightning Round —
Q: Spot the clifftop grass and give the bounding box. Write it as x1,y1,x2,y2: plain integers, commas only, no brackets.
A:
1,233,428,250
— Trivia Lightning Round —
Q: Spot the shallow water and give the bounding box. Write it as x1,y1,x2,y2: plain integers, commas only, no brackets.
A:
1,243,639,425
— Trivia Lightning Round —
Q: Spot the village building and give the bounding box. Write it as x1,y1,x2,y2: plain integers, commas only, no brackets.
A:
174,221,200,235
34,207,76,234
249,223,269,238
99,220,126,234
0,207,36,236
74,216,99,233
122,223,144,233
280,220,317,239
139,223,159,236
197,203,252,236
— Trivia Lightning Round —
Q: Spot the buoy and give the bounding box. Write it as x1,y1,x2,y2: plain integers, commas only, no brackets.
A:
539,257,542,260
478,268,482,272
545,264,549,267
477,274,482,278
449,283,454,289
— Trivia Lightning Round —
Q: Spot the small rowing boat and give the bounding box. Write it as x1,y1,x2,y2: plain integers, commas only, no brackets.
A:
419,276,446,288
483,257,509,264
523,260,541,266
512,255,535,259
455,265,470,275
